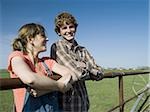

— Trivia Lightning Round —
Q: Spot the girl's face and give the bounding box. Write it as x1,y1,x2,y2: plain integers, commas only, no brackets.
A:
32,33,48,53
59,23,76,41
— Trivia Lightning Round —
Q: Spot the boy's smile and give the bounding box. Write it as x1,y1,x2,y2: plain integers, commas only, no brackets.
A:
59,23,76,41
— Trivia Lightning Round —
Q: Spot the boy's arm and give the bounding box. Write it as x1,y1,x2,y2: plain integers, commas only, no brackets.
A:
50,43,87,80
83,48,104,81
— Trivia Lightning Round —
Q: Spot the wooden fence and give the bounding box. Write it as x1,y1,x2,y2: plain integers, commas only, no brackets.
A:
0,70,150,112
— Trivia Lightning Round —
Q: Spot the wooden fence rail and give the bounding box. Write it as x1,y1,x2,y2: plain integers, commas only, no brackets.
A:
0,70,149,112
0,71,149,90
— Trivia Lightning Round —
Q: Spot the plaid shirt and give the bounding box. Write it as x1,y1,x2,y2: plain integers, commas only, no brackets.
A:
51,38,103,112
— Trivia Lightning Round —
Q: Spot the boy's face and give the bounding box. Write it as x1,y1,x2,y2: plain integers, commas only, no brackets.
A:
59,23,76,41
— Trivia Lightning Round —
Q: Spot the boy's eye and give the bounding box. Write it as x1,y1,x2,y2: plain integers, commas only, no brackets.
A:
62,26,67,30
61,25,75,30
69,25,74,29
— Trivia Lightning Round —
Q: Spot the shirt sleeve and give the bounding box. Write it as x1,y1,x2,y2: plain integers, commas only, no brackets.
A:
50,43,57,60
84,48,104,80
84,48,103,71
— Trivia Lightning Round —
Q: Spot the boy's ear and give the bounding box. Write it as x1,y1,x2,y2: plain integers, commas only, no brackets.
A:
58,33,61,36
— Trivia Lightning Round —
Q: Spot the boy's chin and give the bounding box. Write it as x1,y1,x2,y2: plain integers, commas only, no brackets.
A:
64,37,74,41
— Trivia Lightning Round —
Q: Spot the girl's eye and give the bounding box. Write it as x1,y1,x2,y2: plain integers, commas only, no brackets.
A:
40,34,47,39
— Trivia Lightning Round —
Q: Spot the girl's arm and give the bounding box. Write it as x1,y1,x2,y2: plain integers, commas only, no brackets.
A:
11,56,65,91
52,62,78,83
32,62,76,97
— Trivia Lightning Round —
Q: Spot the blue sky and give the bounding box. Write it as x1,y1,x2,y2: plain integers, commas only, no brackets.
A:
0,0,149,69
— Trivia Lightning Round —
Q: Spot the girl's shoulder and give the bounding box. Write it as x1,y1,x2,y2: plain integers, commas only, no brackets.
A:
8,51,27,73
9,51,24,58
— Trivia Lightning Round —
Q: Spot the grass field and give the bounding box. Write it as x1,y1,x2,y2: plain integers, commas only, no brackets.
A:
0,71,14,112
0,70,149,112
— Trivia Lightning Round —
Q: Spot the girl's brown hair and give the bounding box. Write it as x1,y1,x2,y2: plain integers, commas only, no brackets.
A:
12,23,45,53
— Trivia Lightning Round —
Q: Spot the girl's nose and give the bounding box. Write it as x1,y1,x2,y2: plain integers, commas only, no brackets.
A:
46,38,49,41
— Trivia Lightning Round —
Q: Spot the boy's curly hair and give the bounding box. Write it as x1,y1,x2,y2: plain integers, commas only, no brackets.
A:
54,12,78,35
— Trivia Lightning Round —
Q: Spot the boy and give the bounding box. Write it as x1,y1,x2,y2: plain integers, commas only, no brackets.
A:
51,12,104,112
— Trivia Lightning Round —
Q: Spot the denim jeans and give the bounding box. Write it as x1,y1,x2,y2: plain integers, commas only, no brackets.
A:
23,92,61,112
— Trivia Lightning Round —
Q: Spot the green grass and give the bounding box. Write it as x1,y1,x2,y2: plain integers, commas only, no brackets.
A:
0,70,149,112
87,74,149,112
0,71,13,112
87,79,119,112
0,90,13,112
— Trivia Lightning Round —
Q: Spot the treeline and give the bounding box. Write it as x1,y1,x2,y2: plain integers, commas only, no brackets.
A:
0,66,149,73
0,69,8,73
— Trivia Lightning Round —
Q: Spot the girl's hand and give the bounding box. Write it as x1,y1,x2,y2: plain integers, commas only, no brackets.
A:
28,88,51,97
57,78,72,93
27,87,38,97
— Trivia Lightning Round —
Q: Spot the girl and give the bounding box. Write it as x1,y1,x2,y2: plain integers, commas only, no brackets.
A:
8,23,76,112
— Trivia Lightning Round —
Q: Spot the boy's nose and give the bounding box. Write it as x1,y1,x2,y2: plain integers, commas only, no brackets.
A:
67,27,71,31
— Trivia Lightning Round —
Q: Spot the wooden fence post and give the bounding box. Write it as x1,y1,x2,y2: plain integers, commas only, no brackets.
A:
119,75,124,112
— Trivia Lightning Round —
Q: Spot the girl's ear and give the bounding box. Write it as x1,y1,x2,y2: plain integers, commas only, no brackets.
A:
27,37,34,45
